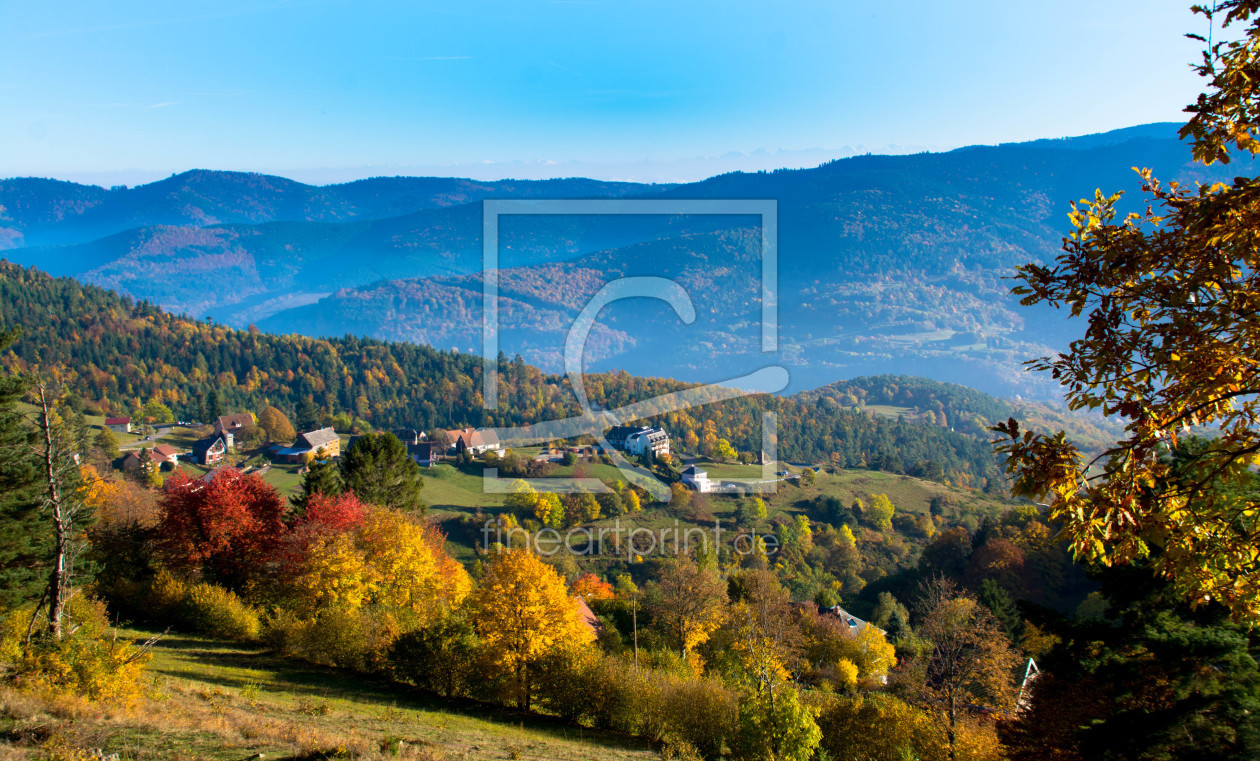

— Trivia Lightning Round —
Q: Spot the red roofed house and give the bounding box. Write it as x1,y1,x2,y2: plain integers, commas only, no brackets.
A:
573,596,602,638
104,417,132,434
449,427,503,457
151,444,181,467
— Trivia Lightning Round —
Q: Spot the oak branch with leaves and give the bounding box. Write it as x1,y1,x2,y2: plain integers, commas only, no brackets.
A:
995,0,1260,623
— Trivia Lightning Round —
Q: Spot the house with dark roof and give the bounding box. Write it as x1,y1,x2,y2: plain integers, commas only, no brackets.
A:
409,441,441,467
393,428,427,446
604,425,642,450
604,425,670,458
214,413,254,449
681,465,712,493
192,434,228,465
104,417,132,434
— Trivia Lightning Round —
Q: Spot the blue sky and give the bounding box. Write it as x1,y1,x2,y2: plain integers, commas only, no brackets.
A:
0,1,1216,184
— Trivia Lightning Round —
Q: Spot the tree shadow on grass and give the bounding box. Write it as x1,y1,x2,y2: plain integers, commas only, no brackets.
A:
139,632,653,755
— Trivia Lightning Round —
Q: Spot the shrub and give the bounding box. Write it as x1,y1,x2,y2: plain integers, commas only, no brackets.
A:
181,583,262,641
815,692,946,761
531,649,738,758
262,606,310,654
534,645,604,722
388,614,478,697
4,597,149,706
134,572,263,641
736,686,822,761
279,608,403,673
660,675,739,758
144,569,189,621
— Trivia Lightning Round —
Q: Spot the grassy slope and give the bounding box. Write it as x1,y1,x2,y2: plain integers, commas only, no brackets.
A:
0,631,655,761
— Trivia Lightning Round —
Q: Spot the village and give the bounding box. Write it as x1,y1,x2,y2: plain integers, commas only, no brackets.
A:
103,411,800,498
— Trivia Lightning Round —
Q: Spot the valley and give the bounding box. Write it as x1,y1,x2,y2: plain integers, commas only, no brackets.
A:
6,124,1251,398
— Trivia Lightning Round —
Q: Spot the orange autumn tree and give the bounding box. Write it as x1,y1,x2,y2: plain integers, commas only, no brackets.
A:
469,548,595,709
570,572,614,602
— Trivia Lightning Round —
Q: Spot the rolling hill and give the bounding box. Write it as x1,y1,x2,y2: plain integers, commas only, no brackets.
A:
4,122,1245,398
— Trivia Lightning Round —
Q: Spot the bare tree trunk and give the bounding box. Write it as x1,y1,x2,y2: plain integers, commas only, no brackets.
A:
947,690,958,761
35,381,68,639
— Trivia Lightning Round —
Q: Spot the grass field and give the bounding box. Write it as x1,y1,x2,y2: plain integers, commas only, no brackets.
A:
690,460,770,481
0,631,655,760
260,463,305,497
762,467,1011,526
420,464,503,511
861,404,914,419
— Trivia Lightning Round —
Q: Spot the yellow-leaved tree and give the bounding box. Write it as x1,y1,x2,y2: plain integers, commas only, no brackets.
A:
292,507,470,619
468,548,595,709
995,0,1260,623
358,509,471,618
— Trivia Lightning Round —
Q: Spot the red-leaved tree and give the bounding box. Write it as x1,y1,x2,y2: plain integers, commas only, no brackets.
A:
157,468,288,589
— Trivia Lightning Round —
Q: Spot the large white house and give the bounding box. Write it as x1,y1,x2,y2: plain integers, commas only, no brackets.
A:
605,425,670,458
681,465,712,493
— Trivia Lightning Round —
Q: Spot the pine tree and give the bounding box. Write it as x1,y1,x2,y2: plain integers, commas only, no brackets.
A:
205,388,222,423
295,395,319,432
292,448,344,514
0,329,45,614
977,578,1021,640
340,432,426,513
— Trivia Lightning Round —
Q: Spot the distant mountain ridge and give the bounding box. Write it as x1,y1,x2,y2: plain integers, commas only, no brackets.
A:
3,122,1246,399
0,171,668,250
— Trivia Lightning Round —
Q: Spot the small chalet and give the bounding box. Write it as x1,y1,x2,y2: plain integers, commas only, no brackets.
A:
120,450,146,472
274,427,341,464
151,444,180,467
450,427,503,456
821,604,883,636
104,417,132,434
299,427,340,457
681,465,712,493
409,441,440,467
192,434,228,465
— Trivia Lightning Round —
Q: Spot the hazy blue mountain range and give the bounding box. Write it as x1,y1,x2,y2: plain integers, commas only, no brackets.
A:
2,122,1247,398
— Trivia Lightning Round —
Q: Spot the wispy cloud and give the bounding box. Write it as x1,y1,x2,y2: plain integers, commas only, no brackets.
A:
548,60,584,77
385,55,476,61
147,101,178,109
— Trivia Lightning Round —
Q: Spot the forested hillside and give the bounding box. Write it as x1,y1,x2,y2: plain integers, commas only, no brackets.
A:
0,262,1007,485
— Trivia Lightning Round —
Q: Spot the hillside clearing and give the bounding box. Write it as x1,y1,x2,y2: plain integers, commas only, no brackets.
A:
0,631,656,761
